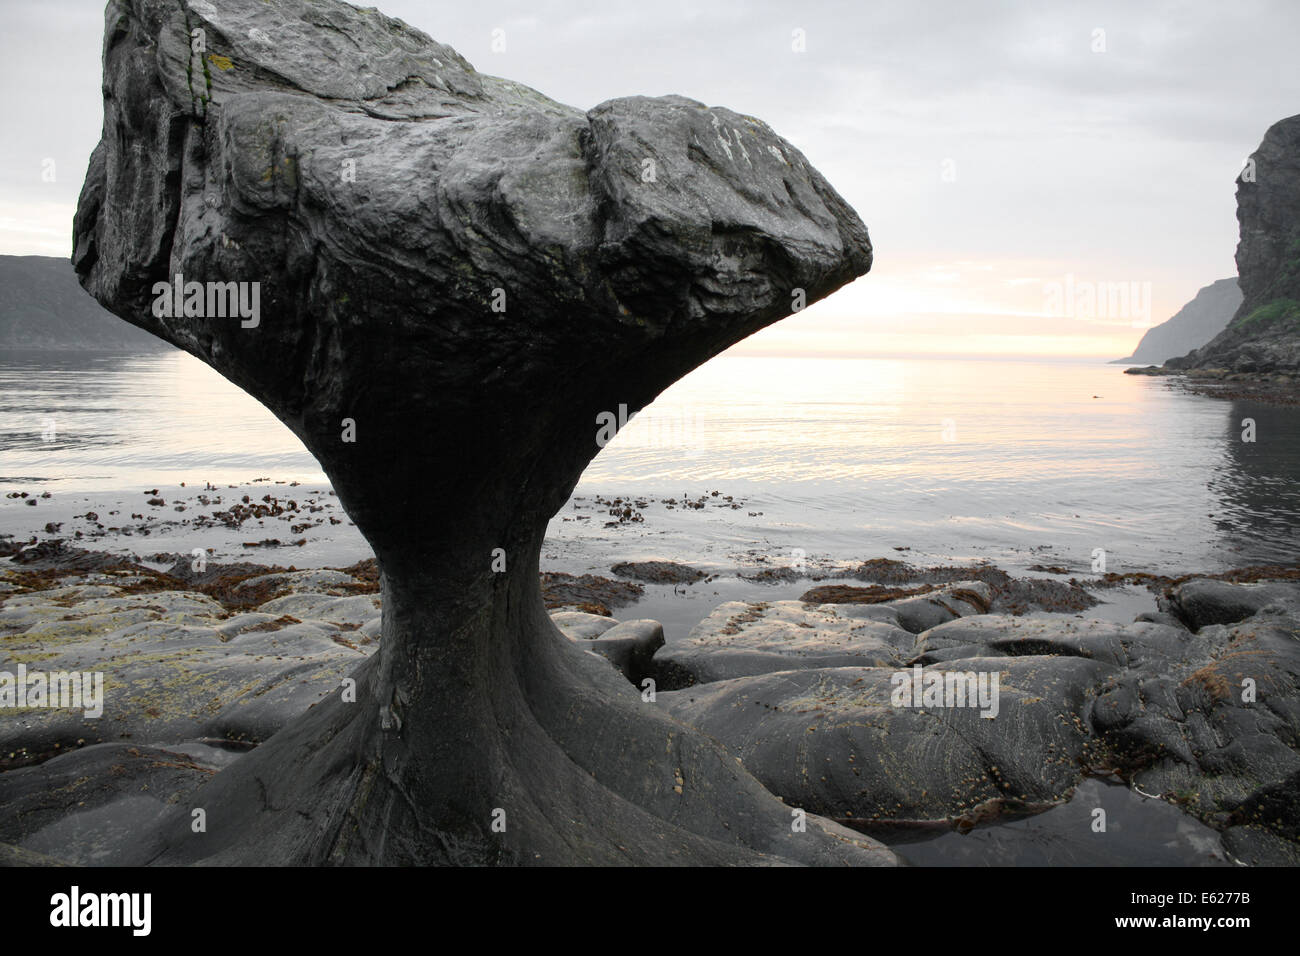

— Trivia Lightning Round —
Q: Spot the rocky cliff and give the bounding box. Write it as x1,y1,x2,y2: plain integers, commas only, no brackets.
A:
1112,277,1239,365
1169,114,1300,372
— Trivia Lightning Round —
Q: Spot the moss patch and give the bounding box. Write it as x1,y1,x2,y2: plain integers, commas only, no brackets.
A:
1233,297,1300,330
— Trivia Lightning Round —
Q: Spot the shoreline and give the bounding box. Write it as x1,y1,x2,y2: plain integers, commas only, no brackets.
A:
5,475,1293,580
5,537,1297,634
6,467,1298,659
6,482,1299,645
1122,365,1300,405
4,539,1298,866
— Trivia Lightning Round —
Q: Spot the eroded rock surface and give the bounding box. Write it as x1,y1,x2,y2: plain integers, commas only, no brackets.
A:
69,0,882,866
654,582,992,688
0,567,377,762
659,578,1300,864
0,566,673,763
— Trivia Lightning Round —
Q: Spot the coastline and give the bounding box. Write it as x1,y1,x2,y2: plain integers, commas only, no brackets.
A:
5,476,1299,643
5,536,1298,866
1123,365,1300,405
2,367,1297,867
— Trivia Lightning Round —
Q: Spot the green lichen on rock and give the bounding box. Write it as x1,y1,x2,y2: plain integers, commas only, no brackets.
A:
179,3,209,121
1234,297,1300,329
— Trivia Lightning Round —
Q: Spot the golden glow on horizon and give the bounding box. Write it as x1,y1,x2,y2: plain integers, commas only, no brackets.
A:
755,253,1215,358
731,325,1147,359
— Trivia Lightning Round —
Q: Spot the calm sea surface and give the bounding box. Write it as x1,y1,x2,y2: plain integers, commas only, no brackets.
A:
1,348,1297,574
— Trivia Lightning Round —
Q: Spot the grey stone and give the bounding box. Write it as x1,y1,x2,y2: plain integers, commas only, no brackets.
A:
655,599,912,689
71,0,887,866
579,619,664,686
0,743,214,866
653,585,1300,850
886,581,993,633
660,656,1114,826
1168,114,1300,373
549,610,619,641
1163,578,1300,630
0,583,371,757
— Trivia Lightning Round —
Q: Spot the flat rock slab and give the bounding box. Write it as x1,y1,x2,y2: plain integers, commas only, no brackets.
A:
255,592,382,629
655,600,909,689
1,583,372,757
232,568,364,596
654,581,992,689
912,615,1201,668
1,575,662,760
0,742,216,865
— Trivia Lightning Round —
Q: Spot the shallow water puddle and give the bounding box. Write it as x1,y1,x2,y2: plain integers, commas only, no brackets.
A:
884,777,1233,866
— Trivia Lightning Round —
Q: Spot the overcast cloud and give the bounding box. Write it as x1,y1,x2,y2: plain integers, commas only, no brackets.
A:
2,0,1298,356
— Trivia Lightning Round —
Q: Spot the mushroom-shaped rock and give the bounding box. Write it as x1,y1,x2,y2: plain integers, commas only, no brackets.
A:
74,0,880,865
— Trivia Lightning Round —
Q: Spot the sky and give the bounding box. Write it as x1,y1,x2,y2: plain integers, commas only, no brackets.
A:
2,0,1298,358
